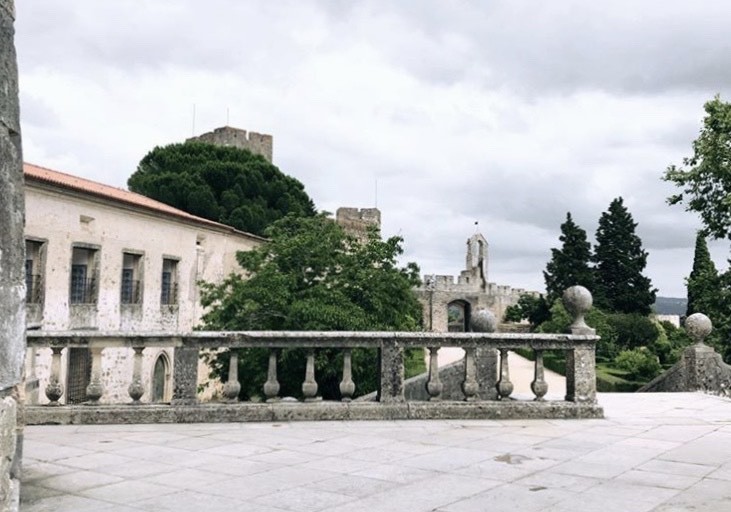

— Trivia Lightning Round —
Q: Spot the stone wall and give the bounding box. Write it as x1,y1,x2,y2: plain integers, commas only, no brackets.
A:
187,126,273,163
640,314,731,397
416,233,537,330
335,207,381,242
640,343,731,396
0,1,24,509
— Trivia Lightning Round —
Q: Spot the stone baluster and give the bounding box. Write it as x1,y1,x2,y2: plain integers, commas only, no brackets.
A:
470,309,498,400
426,346,443,401
128,346,146,403
222,350,241,402
563,286,597,403
45,346,64,405
263,349,280,402
496,349,513,399
85,347,104,404
530,350,548,401
339,348,355,402
302,349,318,401
172,344,199,405
378,341,405,403
462,346,479,401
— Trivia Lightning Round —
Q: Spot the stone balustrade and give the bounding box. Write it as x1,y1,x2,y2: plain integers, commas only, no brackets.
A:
24,287,603,424
25,334,602,424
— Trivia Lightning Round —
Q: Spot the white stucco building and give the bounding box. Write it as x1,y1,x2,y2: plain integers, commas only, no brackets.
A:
24,163,264,404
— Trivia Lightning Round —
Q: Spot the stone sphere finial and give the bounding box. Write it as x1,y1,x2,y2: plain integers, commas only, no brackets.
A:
562,286,595,334
685,313,712,344
470,308,496,333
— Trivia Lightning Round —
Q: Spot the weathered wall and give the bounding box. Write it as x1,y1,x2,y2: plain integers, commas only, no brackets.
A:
187,126,273,163
416,233,537,330
25,179,262,404
0,0,24,392
640,343,731,396
0,1,23,509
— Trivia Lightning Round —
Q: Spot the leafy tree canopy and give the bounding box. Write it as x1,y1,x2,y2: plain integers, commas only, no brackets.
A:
593,197,656,315
664,95,731,240
503,293,550,329
543,212,595,304
128,142,316,236
664,96,731,361
199,213,425,399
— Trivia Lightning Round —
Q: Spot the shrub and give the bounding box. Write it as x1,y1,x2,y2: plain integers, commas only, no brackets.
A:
614,347,662,380
607,313,659,350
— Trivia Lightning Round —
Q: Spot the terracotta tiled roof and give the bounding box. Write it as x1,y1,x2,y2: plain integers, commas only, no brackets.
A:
23,163,265,241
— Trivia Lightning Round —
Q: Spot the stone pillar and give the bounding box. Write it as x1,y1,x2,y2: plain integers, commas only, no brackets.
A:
563,286,597,403
565,346,597,403
0,0,24,391
171,346,199,405
377,341,405,403
0,1,25,510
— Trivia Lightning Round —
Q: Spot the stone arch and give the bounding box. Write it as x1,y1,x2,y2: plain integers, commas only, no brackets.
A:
151,351,171,403
447,299,472,332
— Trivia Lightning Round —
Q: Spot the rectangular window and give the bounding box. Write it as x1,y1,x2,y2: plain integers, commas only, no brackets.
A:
121,252,143,304
70,246,98,304
161,258,178,305
25,240,45,304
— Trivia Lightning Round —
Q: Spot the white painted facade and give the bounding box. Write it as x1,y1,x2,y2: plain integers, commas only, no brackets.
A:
24,163,263,404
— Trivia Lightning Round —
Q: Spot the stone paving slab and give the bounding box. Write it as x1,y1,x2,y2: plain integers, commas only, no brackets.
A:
21,392,731,512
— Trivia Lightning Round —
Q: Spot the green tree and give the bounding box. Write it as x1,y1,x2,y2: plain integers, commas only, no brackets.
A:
686,232,720,316
593,197,656,314
128,142,316,236
199,213,425,400
664,96,731,361
664,95,731,241
503,293,551,329
543,212,595,304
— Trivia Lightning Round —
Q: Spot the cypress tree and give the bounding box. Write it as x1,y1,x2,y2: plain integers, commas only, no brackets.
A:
543,212,595,303
686,232,719,316
593,197,656,314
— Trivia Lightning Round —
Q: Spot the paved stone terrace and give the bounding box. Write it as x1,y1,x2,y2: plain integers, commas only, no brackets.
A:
21,393,731,512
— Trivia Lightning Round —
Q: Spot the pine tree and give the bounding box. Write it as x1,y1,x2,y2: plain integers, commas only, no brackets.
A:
543,212,595,303
686,232,720,316
593,198,657,314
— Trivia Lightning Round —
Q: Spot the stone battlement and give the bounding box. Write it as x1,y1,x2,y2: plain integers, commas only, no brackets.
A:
336,207,381,240
187,126,273,163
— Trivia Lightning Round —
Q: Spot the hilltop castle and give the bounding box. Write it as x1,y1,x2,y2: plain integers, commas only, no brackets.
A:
187,126,273,163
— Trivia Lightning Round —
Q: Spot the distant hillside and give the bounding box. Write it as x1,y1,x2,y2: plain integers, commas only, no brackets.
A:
653,297,687,316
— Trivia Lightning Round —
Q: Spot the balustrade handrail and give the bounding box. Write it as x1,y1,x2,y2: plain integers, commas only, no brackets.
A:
26,330,599,349
24,286,605,423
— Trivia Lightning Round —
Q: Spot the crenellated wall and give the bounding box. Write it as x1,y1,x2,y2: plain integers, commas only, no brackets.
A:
416,233,538,331
187,126,273,163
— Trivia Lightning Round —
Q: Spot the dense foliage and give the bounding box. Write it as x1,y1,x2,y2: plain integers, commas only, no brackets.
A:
200,214,425,400
129,142,316,236
593,198,657,315
686,232,720,317
664,95,731,241
664,96,731,361
503,294,550,328
543,212,595,304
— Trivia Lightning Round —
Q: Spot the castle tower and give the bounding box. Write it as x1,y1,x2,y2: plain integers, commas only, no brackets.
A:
335,207,381,242
187,126,273,163
464,233,488,288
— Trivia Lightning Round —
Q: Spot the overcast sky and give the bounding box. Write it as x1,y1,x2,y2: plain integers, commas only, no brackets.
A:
15,1,731,298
